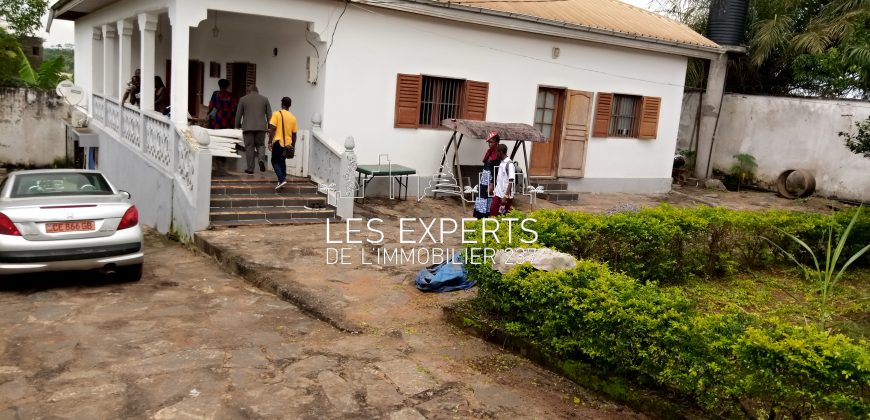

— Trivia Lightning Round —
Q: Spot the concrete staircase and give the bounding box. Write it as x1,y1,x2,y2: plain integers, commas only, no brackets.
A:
209,174,336,227
530,180,580,203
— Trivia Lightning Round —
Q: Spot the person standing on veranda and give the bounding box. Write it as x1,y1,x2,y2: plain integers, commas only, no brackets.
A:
235,86,271,174
268,97,298,189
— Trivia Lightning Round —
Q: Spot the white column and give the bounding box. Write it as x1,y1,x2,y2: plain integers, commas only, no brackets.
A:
117,19,134,103
102,24,117,98
138,13,158,111
168,20,189,125
91,28,104,95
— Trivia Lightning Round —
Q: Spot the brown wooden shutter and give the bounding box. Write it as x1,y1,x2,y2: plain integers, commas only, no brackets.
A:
462,80,489,121
638,96,661,140
226,63,232,86
592,93,613,137
245,63,257,90
394,74,422,128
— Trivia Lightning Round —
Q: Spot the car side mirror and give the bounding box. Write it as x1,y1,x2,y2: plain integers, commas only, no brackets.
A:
120,190,132,200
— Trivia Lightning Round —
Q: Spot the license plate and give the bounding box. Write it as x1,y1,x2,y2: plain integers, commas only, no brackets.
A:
46,221,96,233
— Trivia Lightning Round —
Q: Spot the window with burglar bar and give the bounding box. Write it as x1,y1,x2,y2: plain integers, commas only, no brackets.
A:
609,94,641,137
419,76,464,128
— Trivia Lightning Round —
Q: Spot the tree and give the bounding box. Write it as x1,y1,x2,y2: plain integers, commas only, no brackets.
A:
652,0,870,98
0,0,49,37
840,117,870,158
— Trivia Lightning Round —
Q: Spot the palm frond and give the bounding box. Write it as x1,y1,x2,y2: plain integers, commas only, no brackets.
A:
750,14,795,66
844,45,870,67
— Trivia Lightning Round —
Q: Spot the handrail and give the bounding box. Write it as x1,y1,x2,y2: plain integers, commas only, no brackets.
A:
311,128,343,157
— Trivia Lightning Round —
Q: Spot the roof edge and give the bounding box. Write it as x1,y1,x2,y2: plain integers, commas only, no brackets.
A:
354,0,723,59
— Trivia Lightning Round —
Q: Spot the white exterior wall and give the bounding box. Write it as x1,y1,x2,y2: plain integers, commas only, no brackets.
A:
706,94,870,201
189,12,325,129
320,6,688,193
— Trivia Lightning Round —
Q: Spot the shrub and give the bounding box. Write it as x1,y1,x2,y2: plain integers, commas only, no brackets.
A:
517,206,869,283
467,260,870,418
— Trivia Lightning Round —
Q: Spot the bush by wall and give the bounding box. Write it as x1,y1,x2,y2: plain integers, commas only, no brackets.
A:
498,206,870,283
467,260,870,418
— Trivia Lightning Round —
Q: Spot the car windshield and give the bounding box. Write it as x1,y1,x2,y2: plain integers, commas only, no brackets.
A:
10,173,114,198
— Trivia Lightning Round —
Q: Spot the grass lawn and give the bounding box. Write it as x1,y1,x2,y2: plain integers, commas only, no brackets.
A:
672,268,870,340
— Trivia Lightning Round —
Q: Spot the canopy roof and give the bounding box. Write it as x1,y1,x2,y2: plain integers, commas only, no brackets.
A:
441,119,547,143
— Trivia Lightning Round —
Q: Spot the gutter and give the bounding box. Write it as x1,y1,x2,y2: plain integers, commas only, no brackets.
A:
352,0,723,59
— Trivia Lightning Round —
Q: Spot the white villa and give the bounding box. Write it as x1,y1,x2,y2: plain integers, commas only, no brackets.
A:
49,0,721,235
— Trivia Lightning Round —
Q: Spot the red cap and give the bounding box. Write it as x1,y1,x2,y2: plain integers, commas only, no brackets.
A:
486,131,499,141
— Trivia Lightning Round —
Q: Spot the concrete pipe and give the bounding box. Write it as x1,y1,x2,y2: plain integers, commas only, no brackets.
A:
776,169,816,199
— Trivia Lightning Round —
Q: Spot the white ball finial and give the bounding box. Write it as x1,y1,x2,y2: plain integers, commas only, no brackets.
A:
311,112,322,127
344,136,355,150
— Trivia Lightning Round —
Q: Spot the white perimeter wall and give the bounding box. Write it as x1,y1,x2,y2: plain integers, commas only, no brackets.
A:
320,5,688,191
678,93,870,201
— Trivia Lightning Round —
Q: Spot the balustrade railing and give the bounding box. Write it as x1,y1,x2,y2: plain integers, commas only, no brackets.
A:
105,98,121,133
144,112,172,170
308,114,356,219
122,104,142,148
92,94,106,122
86,90,211,237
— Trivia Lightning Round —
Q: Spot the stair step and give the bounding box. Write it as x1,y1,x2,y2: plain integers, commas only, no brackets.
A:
539,191,580,202
210,218,339,228
210,195,327,209
211,174,311,185
211,179,312,187
211,184,318,196
530,181,568,191
209,207,336,222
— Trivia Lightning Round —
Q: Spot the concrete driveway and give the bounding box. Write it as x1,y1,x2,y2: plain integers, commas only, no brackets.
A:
0,231,642,419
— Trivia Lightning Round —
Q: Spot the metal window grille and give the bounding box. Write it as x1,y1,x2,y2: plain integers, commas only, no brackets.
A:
609,95,640,137
420,76,464,128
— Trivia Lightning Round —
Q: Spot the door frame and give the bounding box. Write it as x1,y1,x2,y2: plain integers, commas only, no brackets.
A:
529,85,566,178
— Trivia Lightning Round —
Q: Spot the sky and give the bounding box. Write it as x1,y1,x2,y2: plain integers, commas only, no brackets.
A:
40,0,656,47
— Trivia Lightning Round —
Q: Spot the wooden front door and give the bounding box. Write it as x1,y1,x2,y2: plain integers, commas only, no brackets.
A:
529,88,564,177
557,90,592,178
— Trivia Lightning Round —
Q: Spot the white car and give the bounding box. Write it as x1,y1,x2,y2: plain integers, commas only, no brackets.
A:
0,169,144,280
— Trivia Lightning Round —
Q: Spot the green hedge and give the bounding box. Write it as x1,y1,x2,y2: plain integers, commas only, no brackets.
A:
468,260,870,418
505,206,870,283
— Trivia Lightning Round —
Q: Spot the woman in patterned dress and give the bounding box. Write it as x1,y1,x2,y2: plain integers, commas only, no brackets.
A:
473,131,500,219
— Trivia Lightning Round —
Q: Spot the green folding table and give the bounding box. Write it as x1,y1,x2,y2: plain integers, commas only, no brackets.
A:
356,164,417,203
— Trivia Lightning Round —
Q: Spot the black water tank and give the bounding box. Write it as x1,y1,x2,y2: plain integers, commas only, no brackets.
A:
707,0,749,46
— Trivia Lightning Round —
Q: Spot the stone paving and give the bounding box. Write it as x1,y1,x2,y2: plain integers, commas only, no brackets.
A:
0,232,643,419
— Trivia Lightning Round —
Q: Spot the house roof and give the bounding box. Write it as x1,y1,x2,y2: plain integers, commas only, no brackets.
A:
432,0,717,48
442,119,548,143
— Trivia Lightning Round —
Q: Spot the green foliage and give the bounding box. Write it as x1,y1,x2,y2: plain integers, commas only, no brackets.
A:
43,45,73,73
467,258,870,417
729,153,757,190
840,116,870,158
766,207,870,327
499,206,870,284
14,43,66,89
0,29,23,86
655,0,870,98
0,0,49,37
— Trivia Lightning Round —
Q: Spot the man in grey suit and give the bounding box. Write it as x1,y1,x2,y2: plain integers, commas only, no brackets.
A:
235,86,272,174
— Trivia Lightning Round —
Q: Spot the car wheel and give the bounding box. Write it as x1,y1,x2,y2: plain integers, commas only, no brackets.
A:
119,264,143,282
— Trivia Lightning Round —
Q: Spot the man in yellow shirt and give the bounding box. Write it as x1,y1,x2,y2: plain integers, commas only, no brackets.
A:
268,97,298,189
